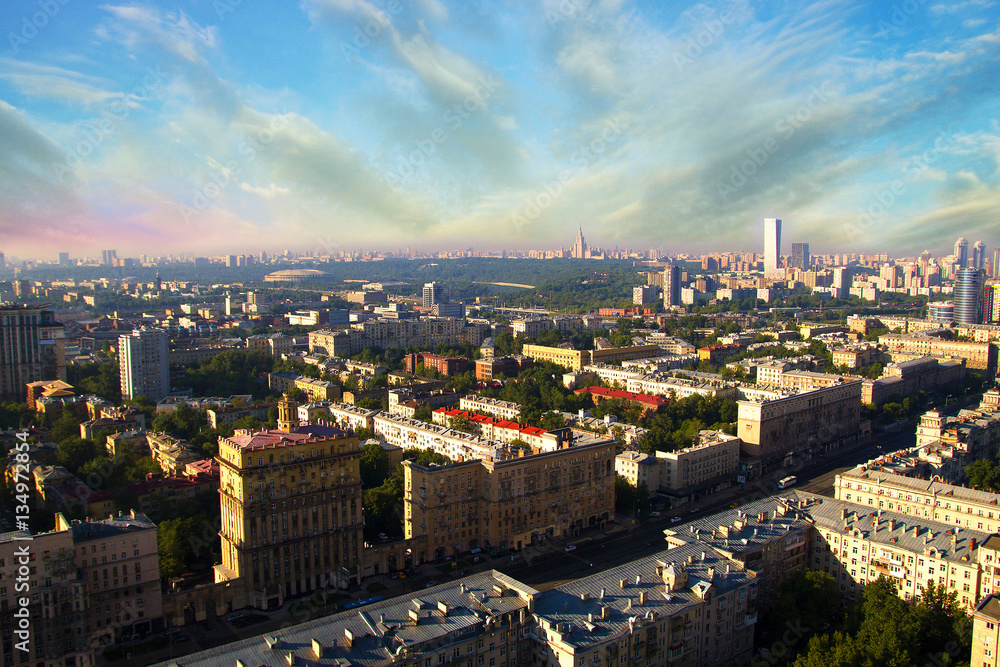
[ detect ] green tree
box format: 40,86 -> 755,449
56,438 -> 99,475
413,403 -> 434,423
360,442 -> 391,489
448,415 -> 479,435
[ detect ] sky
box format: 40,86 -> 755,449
0,0 -> 998,260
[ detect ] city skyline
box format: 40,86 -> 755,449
1,2 -> 999,258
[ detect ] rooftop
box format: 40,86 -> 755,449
225,424 -> 351,451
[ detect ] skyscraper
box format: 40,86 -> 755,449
954,237 -> 969,268
972,241 -> 987,271
119,327 -> 169,401
0,305 -> 66,402
101,249 -> 117,266
216,395 -> 363,609
953,268 -> 983,325
763,218 -> 782,279
422,282 -> 446,307
791,243 -> 810,270
663,265 -> 681,308
571,226 -> 588,259
58,252 -> 70,266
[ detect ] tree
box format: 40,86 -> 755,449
56,438 -> 99,475
448,415 -> 479,435
540,411 -> 566,431
966,458 -> 1000,492
360,442 -> 391,489
413,404 -> 434,423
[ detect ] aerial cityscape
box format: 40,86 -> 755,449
1,2 -> 1000,667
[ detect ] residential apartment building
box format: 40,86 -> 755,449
403,433 -> 616,560
880,332 -> 997,372
0,522 -> 92,667
656,431 -> 741,495
60,511 -> 162,646
404,352 -> 469,376
327,401 -> 379,432
521,344 -> 591,370
972,592 -> 1000,667
0,304 -> 66,402
475,355 -> 533,380
145,432 -> 203,475
615,451 -> 663,491
627,375 -> 739,401
459,396 -> 522,422
118,327 -> 169,401
532,541 -> 758,667
578,386 -> 670,416
832,345 -> 883,369
737,381 -> 863,463
152,571 -> 537,667
590,344 -> 662,365
214,397 -> 364,609
308,319 -> 487,358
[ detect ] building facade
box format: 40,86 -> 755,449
0,305 -> 66,403
215,397 -> 364,609
119,327 -> 169,401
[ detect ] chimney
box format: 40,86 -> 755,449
580,592 -> 590,602
311,639 -> 324,659
437,601 -> 450,617
639,591 -> 648,605
286,653 -> 296,666
343,628 -> 354,647
601,605 -> 610,619
620,578 -> 628,589
409,608 -> 421,623
600,588 -> 606,600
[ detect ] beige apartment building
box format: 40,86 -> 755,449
215,396 -> 364,609
880,332 -> 997,371
615,451 -> 662,491
459,396 -> 522,421
521,344 -> 591,370
834,468 -> 1000,534
403,436 -> 616,560
60,511 -> 161,646
832,345 -> 883,369
657,431 -> 741,494
0,522 -> 92,667
973,591 -> 1000,667
737,381 -> 863,462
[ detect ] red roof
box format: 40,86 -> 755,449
575,386 -> 670,407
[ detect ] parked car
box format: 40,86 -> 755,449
564,545 -> 577,552
650,511 -> 661,517
670,516 -> 682,523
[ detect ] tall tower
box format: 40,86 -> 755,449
422,282 -> 446,307
972,241 -> 987,271
0,304 -> 66,402
954,237 -> 969,268
953,268 -> 983,325
663,265 -> 681,308
118,327 -> 169,401
277,393 -> 300,432
572,226 -> 588,259
216,423 -> 363,608
790,243 -> 810,270
763,218 -> 782,279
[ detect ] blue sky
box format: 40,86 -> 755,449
1,0 -> 998,259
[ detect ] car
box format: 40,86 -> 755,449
227,614 -> 245,622
650,511 -> 661,517
388,572 -> 398,580
730,503 -> 740,508
173,633 -> 191,642
378,533 -> 389,541
670,516 -> 682,523
564,545 -> 577,552
690,507 -> 700,513
425,580 -> 440,588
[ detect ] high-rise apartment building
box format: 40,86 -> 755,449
58,252 -> 70,266
215,396 -> 364,609
422,281 -> 446,307
973,240 -> 987,271
763,218 -> 782,278
954,268 -> 984,325
118,327 -> 169,401
101,249 -> 117,266
790,242 -> 810,270
662,264 -> 681,308
0,304 -> 66,402
955,237 -> 969,267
